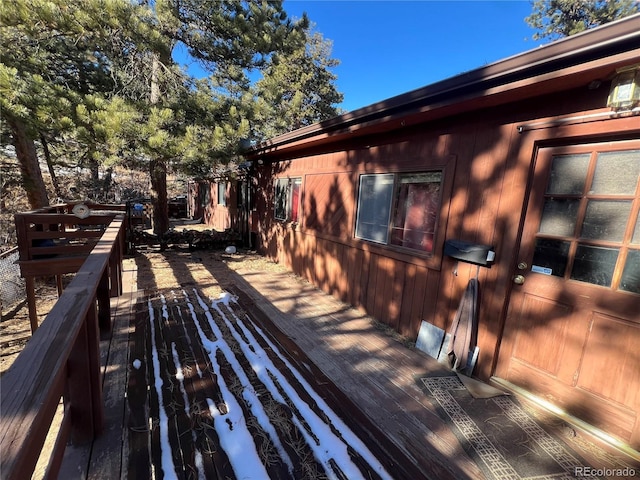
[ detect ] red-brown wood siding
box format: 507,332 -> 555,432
196,181 -> 239,232
254,83 -> 640,382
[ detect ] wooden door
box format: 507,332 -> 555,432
496,141 -> 640,449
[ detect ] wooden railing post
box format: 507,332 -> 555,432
98,267 -> 112,331
1,214 -> 124,479
108,236 -> 122,297
86,300 -> 105,434
66,301 -> 104,444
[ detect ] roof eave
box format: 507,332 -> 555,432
249,13 -> 640,157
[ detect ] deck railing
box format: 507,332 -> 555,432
13,202 -> 127,332
0,214 -> 126,480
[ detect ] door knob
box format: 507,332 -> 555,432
513,275 -> 525,285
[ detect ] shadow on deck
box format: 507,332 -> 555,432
56,250 -> 481,480
52,249 -> 638,480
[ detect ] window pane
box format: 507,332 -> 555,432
633,216 -> 640,245
591,150 -> 640,195
218,182 -> 227,206
355,174 -> 394,243
390,172 -> 442,253
620,250 -> 640,294
274,179 -> 288,220
546,154 -> 590,195
570,245 -> 619,287
532,238 -> 570,277
581,201 -> 632,242
290,178 -> 301,222
538,198 -> 580,237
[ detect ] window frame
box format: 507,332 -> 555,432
354,170 -> 445,256
274,177 -> 302,223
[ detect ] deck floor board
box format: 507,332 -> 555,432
68,253 -> 482,480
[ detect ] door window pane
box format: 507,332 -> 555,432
532,239 -> 570,278
570,245 -> 619,287
591,150 -> 640,195
632,216 -> 640,245
620,250 -> 640,294
546,154 -> 590,195
539,198 -> 580,237
355,174 -> 394,243
581,201 -> 632,242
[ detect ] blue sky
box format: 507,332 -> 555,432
175,1 -> 547,113
283,0 -> 545,112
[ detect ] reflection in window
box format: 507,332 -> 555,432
355,171 -> 443,253
218,182 -> 227,206
620,250 -> 640,294
570,245 -> 618,287
290,178 -> 301,222
581,201 -> 631,242
274,177 -> 302,222
546,154 -> 590,195
355,174 -> 394,243
274,179 -> 288,220
390,173 -> 441,252
535,147 -> 639,294
532,238 -> 570,278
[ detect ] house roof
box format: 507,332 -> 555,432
249,13 -> 640,158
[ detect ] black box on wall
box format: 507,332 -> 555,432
444,239 -> 495,267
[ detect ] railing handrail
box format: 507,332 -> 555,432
0,215 -> 125,479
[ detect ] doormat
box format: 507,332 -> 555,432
416,375 -> 596,480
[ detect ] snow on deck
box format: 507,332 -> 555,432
133,288 -> 394,480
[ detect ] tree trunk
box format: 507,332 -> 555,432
40,134 -> 63,200
149,54 -> 170,238
9,117 -> 49,209
150,158 -> 169,237
89,158 -> 100,200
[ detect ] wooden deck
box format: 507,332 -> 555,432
40,249 -> 639,480
53,253 -> 484,480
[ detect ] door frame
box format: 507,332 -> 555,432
491,121 -> 640,452
493,115 -> 640,377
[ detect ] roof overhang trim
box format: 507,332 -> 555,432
249,13 -> 640,158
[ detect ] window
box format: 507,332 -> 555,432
355,171 -> 443,254
531,149 -> 640,293
217,182 -> 227,206
274,177 -> 302,222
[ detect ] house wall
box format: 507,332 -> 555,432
190,181 -> 239,231
253,83 -> 640,380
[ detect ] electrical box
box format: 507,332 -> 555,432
444,239 -> 495,267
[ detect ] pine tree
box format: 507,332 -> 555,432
0,0 -> 158,208
1,0 -> 343,236
526,0 -> 639,41
253,21 -> 344,140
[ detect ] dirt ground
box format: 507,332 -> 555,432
1,280 -> 64,375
